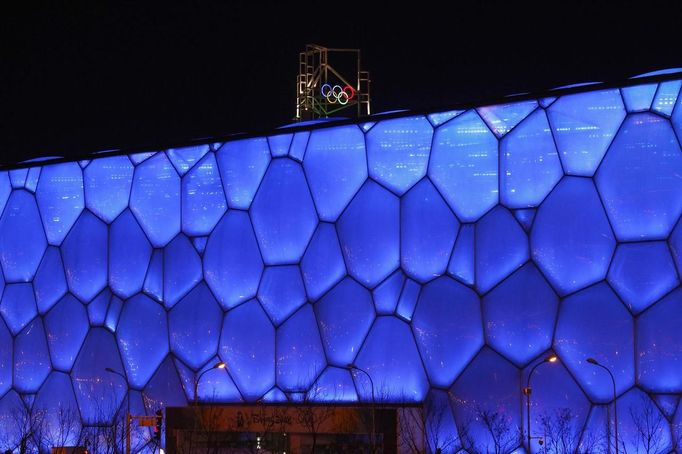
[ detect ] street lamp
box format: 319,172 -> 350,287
524,355 -> 558,452
587,357 -> 618,454
105,367 -> 131,454
347,363 -> 375,453
193,361 -> 226,406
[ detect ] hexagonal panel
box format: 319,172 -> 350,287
251,159 -> 318,264
477,100 -> 538,137
167,144 -> 210,175
531,177 -> 615,295
109,210 -> 152,299
304,125 -> 367,220
143,356 -> 187,409
429,110 -> 499,221
204,210 -> 263,309
14,317 -> 51,393
258,265 -> 306,326
596,113 -> 682,240
337,180 -> 399,287
33,371 -> 82,451
1,283 -> 37,335
84,155 -> 134,223
181,152 -> 227,236
163,234 -> 202,308
44,294 -> 89,371
301,223 -> 346,301
412,277 -> 483,387
36,162 -> 84,245
216,137 -> 270,209
34,246 -> 67,314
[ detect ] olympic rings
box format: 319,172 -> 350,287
320,83 -> 355,105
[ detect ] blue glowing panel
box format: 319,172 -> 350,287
36,162 -> 84,245
129,151 -> 155,165
449,348 -> 520,454
109,210 -> 152,299
71,328 -> 127,424
652,80 -> 681,116
316,278 -> 374,367
181,152 -> 227,236
424,390 -> 460,454
500,109 -> 562,208
673,86 -> 682,139
143,249 -> 163,302
216,137 -> 270,209
366,116 -> 433,195
304,125 -> 367,221
204,210 -> 263,309
288,131 -> 310,162
608,242 -> 677,314
193,236 -> 207,254
83,155 -> 134,222
166,144 -> 210,175
531,177 -> 615,295
61,210 -> 107,302
169,283 -> 222,370
361,122 -> 375,132
276,305 -> 325,392
448,224 -> 474,286
105,295 -> 123,332
0,191 -> 47,281
25,167 -> 40,192
547,89 -> 625,176
617,388 -> 672,454
553,283 -> 634,402
1,283 -> 37,335
427,109 -> 464,126
337,181 -> 399,287
163,234 -> 202,308
44,294 -> 89,371
396,278 -> 420,321
596,113 -> 682,240
34,247 -> 67,314
412,277 -> 482,387
309,367 -> 358,402
355,316 -> 429,402
196,359 -> 242,402
33,372 -> 82,451
476,206 -> 528,293
621,84 -> 656,112
301,223 -> 345,301
637,288 -> 682,393
0,319 -> 10,396
130,152 -> 181,247
373,270 -> 405,314
262,387 -> 288,402
219,299 -> 275,400
401,179 -> 459,282
14,318 -> 50,393
429,110 -> 498,221
143,356 -> 187,410
267,134 -> 293,157
252,159 -> 318,264
653,394 -> 679,420
483,264 -> 557,367
513,208 -> 536,232
0,172 -> 9,215
10,169 -> 27,187
88,288 -> 110,326
477,100 -> 538,137
173,358 -> 196,401
578,406 -> 611,453
258,266 -> 306,326
117,294 -> 169,389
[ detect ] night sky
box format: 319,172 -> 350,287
2,3 -> 680,164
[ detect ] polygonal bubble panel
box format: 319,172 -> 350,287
130,152 -> 181,247
309,367 -> 358,402
578,406 -> 611,453
477,100 -> 538,137
554,283 -> 634,402
337,181 -> 399,287
251,159 -> 318,264
531,177 -> 615,295
61,210 -> 108,302
652,80 -> 681,116
354,316 -> 429,402
167,144 -> 210,175
219,299 -> 275,400
637,288 -> 682,393
267,134 -> 293,157
547,89 -> 625,176
117,294 -> 169,389
621,84 -> 656,112
449,348 -> 520,454
448,224 -> 474,286
169,283 -> 223,370
412,277 -> 483,388
673,85 -> 682,138
301,223 -> 345,301
423,390 -> 460,454
163,234 -> 202,308
373,270 -> 405,315
84,155 -> 134,223
105,295 -> 123,332
129,151 -> 156,165
34,247 -> 67,314
429,110 -> 499,221
304,125 -> 367,221
143,356 -> 187,410
0,318 -> 11,396
204,210 -> 263,309
14,318 -> 51,393
401,179 -> 459,282
217,137 -> 270,209
1,283 -> 37,335
427,109 -> 464,127
109,210 -> 152,299
144,249 -> 163,302
366,116 -> 433,195
0,391 -> 31,451
276,304 -> 326,392
289,131 -> 310,162
181,152 -> 227,236
33,372 -> 82,451
36,162 -> 84,245
0,190 -> 47,282
617,388 -> 672,454
315,278 -> 374,367
608,242 -> 678,314
476,206 -> 528,293
44,294 -> 89,371
0,172 -> 9,215
71,328 -> 127,424
483,264 -> 558,367
500,108 -> 562,208
196,358 -> 242,403
258,266 -> 306,326
396,279 -> 420,321
88,288 -> 110,326
596,113 -> 682,240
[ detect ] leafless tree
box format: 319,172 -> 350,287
36,404 -> 83,452
0,398 -> 46,454
538,408 -> 581,453
296,383 -> 336,454
458,405 -> 522,454
399,393 -> 459,454
620,394 -> 669,454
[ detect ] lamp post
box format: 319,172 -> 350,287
105,367 -> 131,454
347,363 -> 375,453
587,357 -> 618,454
193,361 -> 226,406
523,355 -> 557,452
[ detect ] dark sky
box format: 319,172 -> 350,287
1,2 -> 681,164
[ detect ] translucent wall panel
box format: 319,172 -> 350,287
300,223 -> 345,301
33,372 -> 82,451
144,250 -> 163,302
62,210 -> 108,302
84,155 -> 134,222
109,210 -> 152,298
195,358 -> 242,402
652,80 -> 681,116
13,318 -> 50,393
267,133 -> 293,157
36,162 -> 84,245
304,125 -> 367,220
427,109 -> 464,126
217,138 -> 270,209
276,305 -> 325,392
0,172 -> 10,215
166,144 -> 209,175
621,84 -> 656,112
163,234 -> 202,308
288,131 -> 310,162
0,318 -> 11,397
181,152 -> 227,236
396,278 -> 420,321
309,366 -> 357,402
1,283 -> 37,335
258,265 -> 306,326
44,294 -> 88,371
34,246 -> 67,314
477,100 -> 538,137
448,224 -> 474,285
144,356 -> 188,410
616,388 -> 672,454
